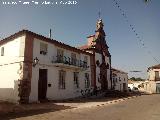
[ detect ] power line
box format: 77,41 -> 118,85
112,0 -> 160,64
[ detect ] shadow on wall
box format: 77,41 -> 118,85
0,88 -> 15,102
0,80 -> 19,103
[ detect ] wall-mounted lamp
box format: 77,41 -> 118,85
33,57 -> 39,67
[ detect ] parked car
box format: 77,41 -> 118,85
132,87 -> 139,92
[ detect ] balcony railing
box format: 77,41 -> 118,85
54,55 -> 89,69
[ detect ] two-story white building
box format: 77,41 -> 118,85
143,64 -> 160,93
112,68 -> 128,92
0,19 -> 112,103
0,30 -> 93,103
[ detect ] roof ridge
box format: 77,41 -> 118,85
0,29 -> 93,56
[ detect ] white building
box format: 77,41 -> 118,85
143,64 -> 160,93
0,19 -> 112,103
112,68 -> 128,92
0,30 -> 93,103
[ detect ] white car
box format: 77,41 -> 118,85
132,87 -> 139,92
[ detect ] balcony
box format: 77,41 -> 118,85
155,77 -> 160,81
52,55 -> 89,70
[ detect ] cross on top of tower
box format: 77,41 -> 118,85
98,11 -> 101,19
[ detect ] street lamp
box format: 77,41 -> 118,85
33,57 -> 39,67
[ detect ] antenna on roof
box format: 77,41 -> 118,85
49,29 -> 52,39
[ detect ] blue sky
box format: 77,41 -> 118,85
0,0 -> 160,79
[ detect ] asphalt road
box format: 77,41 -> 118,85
4,94 -> 160,120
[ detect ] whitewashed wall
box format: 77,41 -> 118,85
148,69 -> 160,80
143,81 -> 160,93
105,56 -> 111,89
113,71 -> 128,91
29,38 -> 91,102
142,68 -> 160,93
94,53 -> 111,89
95,53 -> 101,88
0,35 -> 25,102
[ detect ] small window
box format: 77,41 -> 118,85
1,47 -> 4,56
85,73 -> 90,88
155,71 -> 159,80
59,70 -> 66,89
119,77 -> 121,81
40,43 -> 48,55
74,72 -> 79,88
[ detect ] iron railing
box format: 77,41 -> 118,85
54,55 -> 89,69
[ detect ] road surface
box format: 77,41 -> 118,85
3,94 -> 160,120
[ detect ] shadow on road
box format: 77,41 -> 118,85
0,103 -> 73,120
0,91 -> 151,120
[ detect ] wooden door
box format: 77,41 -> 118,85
38,69 -> 47,101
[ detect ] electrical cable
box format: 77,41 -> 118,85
112,0 -> 159,64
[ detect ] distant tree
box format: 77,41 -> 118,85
130,77 -> 136,81
130,77 -> 145,81
136,77 -> 145,81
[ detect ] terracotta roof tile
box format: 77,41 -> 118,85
148,64 -> 160,70
78,45 -> 90,50
111,67 -> 128,74
0,29 -> 93,56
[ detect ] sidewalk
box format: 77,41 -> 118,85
54,96 -> 138,109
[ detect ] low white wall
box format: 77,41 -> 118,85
143,81 -> 160,93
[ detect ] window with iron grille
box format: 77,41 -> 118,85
57,49 -> 64,63
40,42 -> 48,55
59,70 -> 66,89
74,72 -> 79,88
85,73 -> 90,88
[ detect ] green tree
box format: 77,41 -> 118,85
130,77 -> 136,81
130,77 -> 145,81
